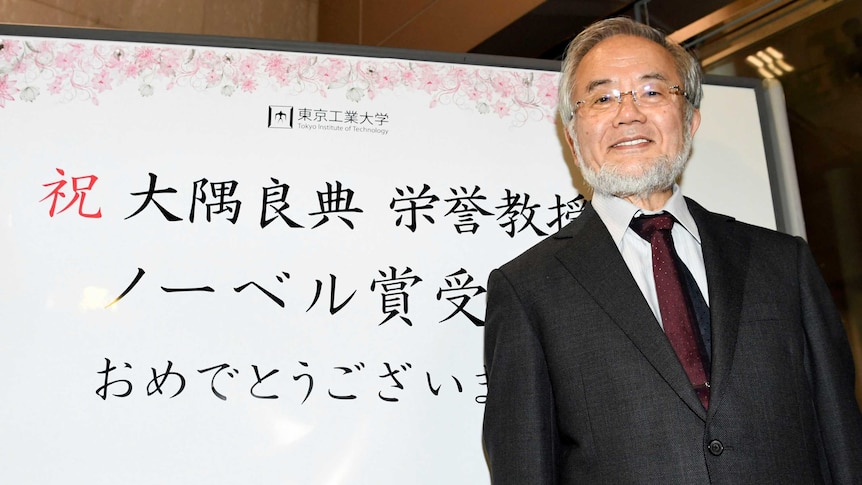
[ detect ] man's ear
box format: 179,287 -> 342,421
563,127 -> 579,165
689,108 -> 701,138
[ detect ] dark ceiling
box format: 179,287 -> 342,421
470,0 -> 739,59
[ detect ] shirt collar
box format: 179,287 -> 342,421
592,184 -> 701,248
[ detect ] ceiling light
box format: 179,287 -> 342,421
746,47 -> 793,79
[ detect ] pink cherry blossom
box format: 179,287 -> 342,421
92,69 -> 112,93
1,39 -> 23,62
205,69 -> 221,86
134,46 -> 158,70
418,67 -> 442,94
239,55 -> 259,76
54,52 -> 76,71
240,77 -> 257,93
491,73 -> 514,98
264,54 -> 286,77
535,74 -> 558,107
0,75 -> 19,107
47,75 -> 64,95
122,62 -> 141,79
493,100 -> 510,118
401,68 -> 416,87
158,51 -> 181,76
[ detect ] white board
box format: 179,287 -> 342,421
0,29 -> 779,484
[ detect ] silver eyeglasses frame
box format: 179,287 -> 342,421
572,84 -> 690,117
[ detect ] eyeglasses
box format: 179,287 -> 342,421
573,81 -> 688,117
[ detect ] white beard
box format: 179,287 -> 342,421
572,130 -> 693,200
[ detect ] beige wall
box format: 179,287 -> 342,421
0,0 -> 543,51
318,0 -> 543,52
0,0 -> 319,41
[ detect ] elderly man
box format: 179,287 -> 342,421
482,17 -> 862,484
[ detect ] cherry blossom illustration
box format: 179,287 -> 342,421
0,37 -> 558,124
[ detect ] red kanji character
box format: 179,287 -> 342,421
40,168 -> 102,218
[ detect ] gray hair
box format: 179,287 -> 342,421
558,17 -> 703,129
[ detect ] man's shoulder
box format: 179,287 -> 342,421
496,204 -> 598,276
498,232 -> 566,274
686,196 -> 801,248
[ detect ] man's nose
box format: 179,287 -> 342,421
613,90 -> 646,124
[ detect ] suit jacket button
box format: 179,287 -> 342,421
708,439 -> 724,456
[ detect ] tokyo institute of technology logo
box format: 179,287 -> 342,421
268,106 -> 294,128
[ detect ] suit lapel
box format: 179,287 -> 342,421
686,198 -> 746,415
554,204 -> 707,419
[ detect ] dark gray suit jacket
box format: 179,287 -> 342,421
483,198 -> 862,484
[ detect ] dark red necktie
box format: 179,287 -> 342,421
630,213 -> 710,408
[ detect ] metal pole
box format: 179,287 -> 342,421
634,0 -> 652,25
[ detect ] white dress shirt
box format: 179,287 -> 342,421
591,185 -> 709,329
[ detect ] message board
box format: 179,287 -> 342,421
0,28 -> 781,484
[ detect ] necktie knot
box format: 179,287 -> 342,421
630,213 -> 675,241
